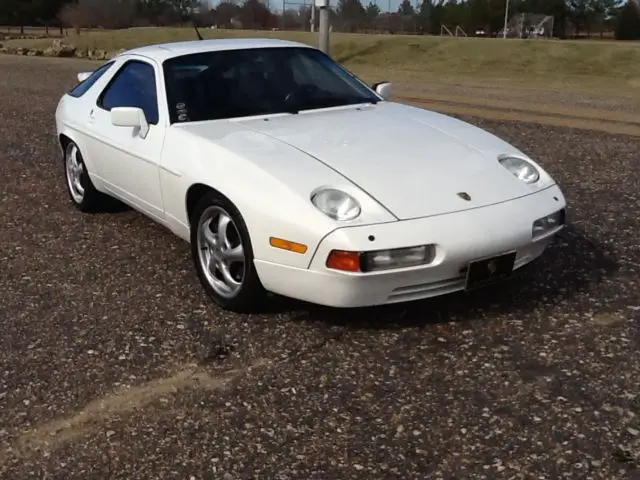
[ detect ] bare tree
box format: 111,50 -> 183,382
167,0 -> 201,21
193,0 -> 215,26
239,0 -> 276,29
215,1 -> 240,27
58,0 -> 137,32
58,2 -> 85,34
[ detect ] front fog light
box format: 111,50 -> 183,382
361,245 -> 436,272
532,209 -> 565,240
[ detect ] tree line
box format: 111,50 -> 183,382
0,0 -> 638,39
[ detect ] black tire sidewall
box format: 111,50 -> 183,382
190,192 -> 265,312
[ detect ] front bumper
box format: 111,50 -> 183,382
255,185 -> 566,308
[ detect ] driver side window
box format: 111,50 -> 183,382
98,60 -> 159,125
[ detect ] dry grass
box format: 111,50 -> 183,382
3,28 -> 640,132
4,29 -> 640,136
4,27 -> 640,93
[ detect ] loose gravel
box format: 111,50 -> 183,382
0,55 -> 638,479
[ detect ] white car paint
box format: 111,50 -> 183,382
224,102 -> 555,219
55,38 -> 567,309
257,183 -> 563,305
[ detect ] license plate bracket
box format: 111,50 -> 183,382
465,251 -> 517,291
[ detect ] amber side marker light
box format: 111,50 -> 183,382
326,250 -> 361,272
269,237 -> 308,254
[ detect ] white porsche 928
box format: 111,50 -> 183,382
55,38 -> 567,312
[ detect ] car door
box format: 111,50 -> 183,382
86,57 -> 166,221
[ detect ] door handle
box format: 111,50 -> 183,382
88,109 -> 95,123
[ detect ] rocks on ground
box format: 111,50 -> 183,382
0,39 -> 125,61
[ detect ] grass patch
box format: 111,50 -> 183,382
4,27 -> 640,92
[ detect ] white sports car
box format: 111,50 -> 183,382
55,38 -> 567,312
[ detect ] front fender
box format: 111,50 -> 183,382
160,124 -> 397,269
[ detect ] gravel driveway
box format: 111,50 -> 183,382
0,55 -> 638,479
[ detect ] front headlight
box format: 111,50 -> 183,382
311,188 -> 361,221
499,156 -> 540,184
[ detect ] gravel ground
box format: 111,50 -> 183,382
0,55 -> 639,479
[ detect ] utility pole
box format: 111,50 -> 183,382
310,3 -> 316,32
316,0 -> 330,54
502,0 -> 509,38
281,0 -> 286,30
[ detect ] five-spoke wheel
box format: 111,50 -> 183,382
197,206 -> 246,298
190,192 -> 265,312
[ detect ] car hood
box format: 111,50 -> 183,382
233,102 -> 543,220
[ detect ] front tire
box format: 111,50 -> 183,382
63,140 -> 108,212
190,192 -> 266,313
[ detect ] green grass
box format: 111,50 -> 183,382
4,27 -> 640,92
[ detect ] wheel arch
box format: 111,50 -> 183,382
57,130 -> 99,182
181,176 -> 338,271
186,183 -> 236,226
186,181 -> 268,313
59,133 -> 72,153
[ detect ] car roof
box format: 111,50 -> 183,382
121,38 -> 314,62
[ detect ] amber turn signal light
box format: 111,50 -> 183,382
326,250 -> 361,272
269,237 -> 308,254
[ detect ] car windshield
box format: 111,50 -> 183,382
162,47 -> 380,124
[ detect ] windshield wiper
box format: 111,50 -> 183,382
295,99 -> 377,113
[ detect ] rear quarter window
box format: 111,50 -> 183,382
68,62 -> 115,98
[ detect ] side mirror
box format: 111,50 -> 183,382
110,106 -> 150,139
372,81 -> 392,101
77,71 -> 92,82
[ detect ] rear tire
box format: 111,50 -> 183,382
190,192 -> 266,313
63,140 -> 109,212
